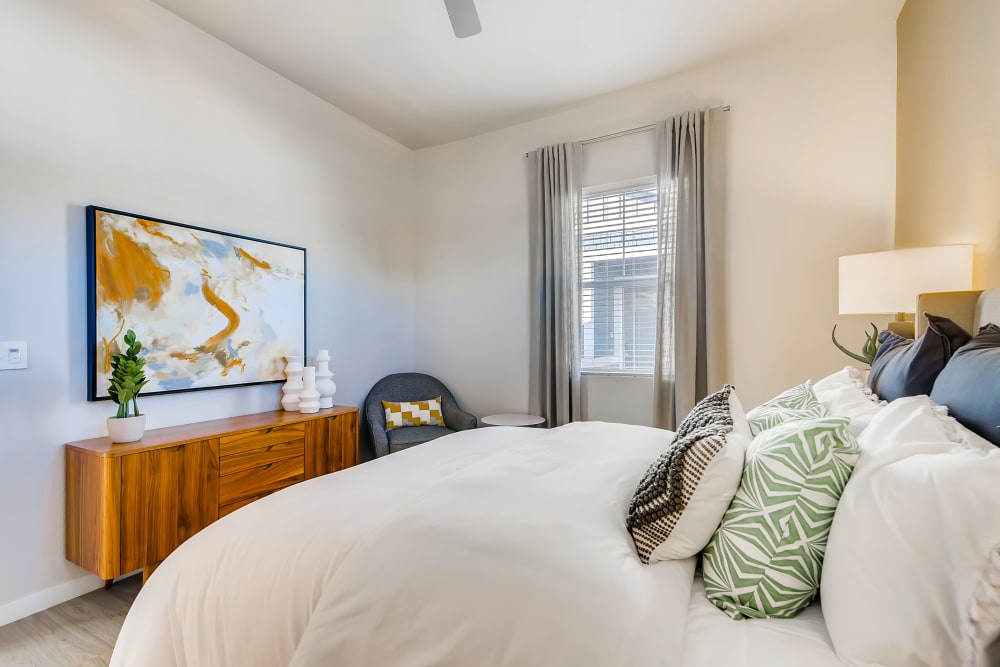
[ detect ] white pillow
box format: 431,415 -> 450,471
854,395 -> 992,471
812,366 -> 885,437
821,397 -> 1000,667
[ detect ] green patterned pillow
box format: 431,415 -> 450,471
701,416 -> 860,619
745,382 -> 827,434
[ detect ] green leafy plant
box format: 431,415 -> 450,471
831,323 -> 880,366
108,329 -> 148,419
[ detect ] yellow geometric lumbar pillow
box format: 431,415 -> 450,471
382,397 -> 446,430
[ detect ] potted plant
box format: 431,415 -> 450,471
107,329 -> 149,443
831,323 -> 881,367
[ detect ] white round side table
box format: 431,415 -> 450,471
481,413 -> 546,427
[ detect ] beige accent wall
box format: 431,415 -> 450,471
895,0 -> 1000,287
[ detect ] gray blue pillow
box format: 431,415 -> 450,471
930,323 -> 1000,446
868,313 -> 970,401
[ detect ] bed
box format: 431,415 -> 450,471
111,289 -> 1000,667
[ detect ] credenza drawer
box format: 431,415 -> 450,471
220,439 -> 304,476
219,492 -> 271,518
219,423 -> 306,457
219,456 -> 304,506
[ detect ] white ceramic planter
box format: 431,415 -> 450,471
107,414 -> 146,443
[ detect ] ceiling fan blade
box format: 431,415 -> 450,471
443,0 -> 482,38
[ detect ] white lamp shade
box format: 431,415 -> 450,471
839,245 -> 974,314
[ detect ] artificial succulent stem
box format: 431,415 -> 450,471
831,323 -> 880,366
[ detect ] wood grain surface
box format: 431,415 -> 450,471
64,449 -> 121,580
66,407 -> 356,457
219,456 -> 304,506
120,441 -> 220,573
220,439 -> 304,476
305,410 -> 359,478
65,407 -> 359,579
219,423 -> 306,457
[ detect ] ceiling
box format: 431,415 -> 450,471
151,0 -> 901,149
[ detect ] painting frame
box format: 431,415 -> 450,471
86,205 -> 307,401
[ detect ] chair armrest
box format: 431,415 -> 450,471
369,423 -> 389,458
365,398 -> 391,458
443,403 -> 477,431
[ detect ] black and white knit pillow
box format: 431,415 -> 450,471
627,385 -> 752,563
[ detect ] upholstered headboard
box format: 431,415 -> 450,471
916,288 -> 1000,337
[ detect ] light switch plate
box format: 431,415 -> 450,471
0,341 -> 28,370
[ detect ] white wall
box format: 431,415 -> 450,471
0,0 -> 415,624
413,17 -> 898,421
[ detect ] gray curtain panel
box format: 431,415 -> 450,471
653,108 -> 726,430
528,143 -> 582,427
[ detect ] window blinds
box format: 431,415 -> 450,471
579,183 -> 658,373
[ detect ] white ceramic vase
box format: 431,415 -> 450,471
281,355 -> 303,411
298,366 -> 321,414
107,414 -> 146,444
314,349 -> 337,409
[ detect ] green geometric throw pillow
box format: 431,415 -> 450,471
745,382 -> 827,435
701,416 -> 860,620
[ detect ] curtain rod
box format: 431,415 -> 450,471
524,104 -> 730,157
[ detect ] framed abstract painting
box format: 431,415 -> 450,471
86,206 -> 306,401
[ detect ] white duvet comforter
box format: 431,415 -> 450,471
111,421 -> 696,667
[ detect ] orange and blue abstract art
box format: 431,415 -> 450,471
86,206 -> 305,400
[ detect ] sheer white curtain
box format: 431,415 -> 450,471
652,108 -> 727,429
528,143 -> 582,427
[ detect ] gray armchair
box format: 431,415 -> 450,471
364,373 -> 477,457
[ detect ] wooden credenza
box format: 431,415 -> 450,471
65,406 -> 358,581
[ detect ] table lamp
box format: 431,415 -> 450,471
839,245 -> 974,339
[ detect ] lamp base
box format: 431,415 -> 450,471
886,312 -> 915,339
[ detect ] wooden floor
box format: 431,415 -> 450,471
0,576 -> 140,667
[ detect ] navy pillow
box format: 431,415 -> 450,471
930,323 -> 1000,446
868,313 -> 971,402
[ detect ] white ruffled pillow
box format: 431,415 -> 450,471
821,397 -> 1000,666
812,366 -> 885,436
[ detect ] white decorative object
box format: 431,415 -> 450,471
315,350 -> 337,409
281,355 -> 303,411
107,414 -> 146,444
298,366 -> 320,414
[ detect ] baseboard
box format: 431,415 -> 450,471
0,574 -> 104,627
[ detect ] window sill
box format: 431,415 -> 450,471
581,371 -> 654,378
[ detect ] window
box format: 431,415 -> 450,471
579,181 -> 659,374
